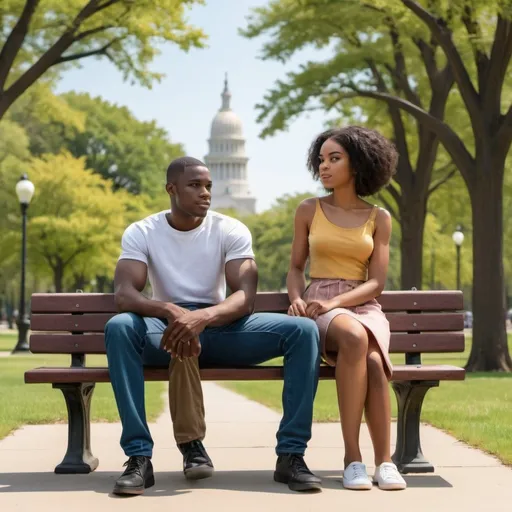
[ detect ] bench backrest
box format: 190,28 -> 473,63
29,291 -> 465,358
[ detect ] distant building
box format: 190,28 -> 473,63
204,74 -> 256,214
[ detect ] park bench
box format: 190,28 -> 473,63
25,290 -> 465,476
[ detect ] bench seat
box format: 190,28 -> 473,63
25,364 -> 465,383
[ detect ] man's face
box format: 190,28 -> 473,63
168,166 -> 212,218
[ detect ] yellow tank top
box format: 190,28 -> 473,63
308,199 -> 377,281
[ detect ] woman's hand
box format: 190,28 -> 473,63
306,298 -> 337,319
288,298 -> 308,317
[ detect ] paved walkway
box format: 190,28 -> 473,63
1,383 -> 511,511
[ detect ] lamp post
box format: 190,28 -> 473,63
452,225 -> 464,290
12,174 -> 35,354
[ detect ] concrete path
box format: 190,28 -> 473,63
1,383 -> 511,512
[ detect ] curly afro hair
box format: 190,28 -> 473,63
307,126 -> 398,197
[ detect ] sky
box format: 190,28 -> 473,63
55,0 -> 333,212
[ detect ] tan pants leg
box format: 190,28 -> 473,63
168,356 -> 206,445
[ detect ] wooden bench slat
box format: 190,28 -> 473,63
30,291 -> 463,314
30,312 -> 464,333
29,332 -> 465,354
24,364 -> 465,384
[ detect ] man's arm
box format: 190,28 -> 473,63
205,257 -> 258,326
114,259 -> 185,321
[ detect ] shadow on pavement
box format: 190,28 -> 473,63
0,470 -> 452,496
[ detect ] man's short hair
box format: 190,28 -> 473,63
166,156 -> 207,183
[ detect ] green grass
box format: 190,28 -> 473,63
0,351 -> 166,440
0,332 -> 16,351
224,336 -> 512,466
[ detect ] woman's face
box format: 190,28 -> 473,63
318,137 -> 353,190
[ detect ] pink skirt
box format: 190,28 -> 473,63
303,278 -> 393,379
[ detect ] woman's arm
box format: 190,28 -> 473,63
287,199 -> 315,315
306,209 -> 392,317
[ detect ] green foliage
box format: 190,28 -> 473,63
12,91 -> 184,195
242,0 -> 432,138
7,82 -> 86,155
0,118 -> 29,163
1,152 -> 149,292
0,0 -> 207,120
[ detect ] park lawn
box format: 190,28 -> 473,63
0,333 -> 16,351
0,352 -> 166,440
224,336 -> 512,466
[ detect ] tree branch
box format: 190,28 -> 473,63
366,59 -> 412,178
386,180 -> 402,208
401,0 -> 481,122
486,15 -> 512,114
1,0 -> 121,117
497,104 -> 512,152
341,87 -> 475,181
64,245 -> 88,267
413,37 -> 438,89
385,20 -> 423,107
73,25 -> 115,42
427,164 -> 457,197
53,38 -> 121,65
461,1 -> 489,90
0,0 -> 40,91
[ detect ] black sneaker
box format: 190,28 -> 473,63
178,439 -> 214,480
112,456 -> 154,495
274,454 -> 322,492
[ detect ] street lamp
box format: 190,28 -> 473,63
452,225 -> 464,290
12,174 -> 35,353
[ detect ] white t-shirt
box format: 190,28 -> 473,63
119,210 -> 255,305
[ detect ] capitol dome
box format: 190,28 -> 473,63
210,77 -> 243,139
204,74 -> 256,215
211,110 -> 243,138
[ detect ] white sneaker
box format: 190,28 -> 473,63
374,462 -> 407,490
342,462 -> 372,490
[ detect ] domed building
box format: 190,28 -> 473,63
204,75 -> 256,215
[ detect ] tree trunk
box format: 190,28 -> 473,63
465,159 -> 512,372
96,275 -> 107,293
0,94 -> 14,123
53,264 -> 64,293
399,197 -> 427,290
72,274 -> 85,293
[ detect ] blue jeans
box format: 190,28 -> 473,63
104,308 -> 320,457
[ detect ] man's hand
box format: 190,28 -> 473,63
305,298 -> 337,320
288,298 -> 308,317
161,308 -> 210,359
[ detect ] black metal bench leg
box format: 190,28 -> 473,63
391,380 -> 439,474
53,383 -> 99,474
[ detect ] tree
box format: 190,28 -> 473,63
384,0 -> 512,372
11,91 -> 185,195
0,0 -> 206,120
6,82 -> 86,156
1,152 -> 145,292
244,0 -> 512,371
242,1 -> 458,291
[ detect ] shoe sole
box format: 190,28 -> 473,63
184,465 -> 214,480
374,481 -> 407,491
343,480 -> 372,491
112,474 -> 155,496
274,471 -> 322,492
